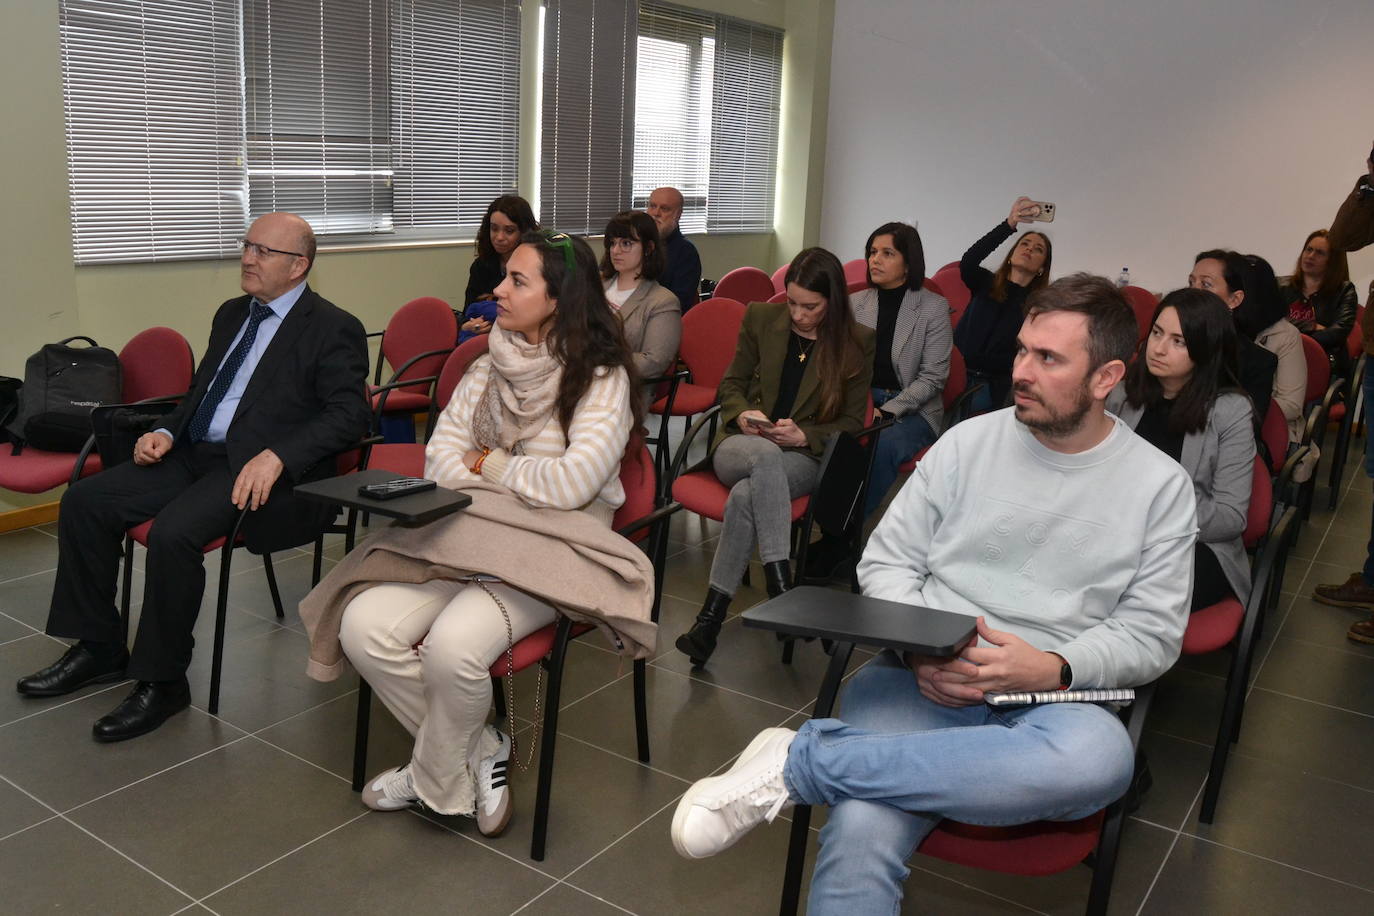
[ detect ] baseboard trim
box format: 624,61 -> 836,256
0,501 -> 60,534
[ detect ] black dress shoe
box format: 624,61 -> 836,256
16,643 -> 129,697
92,678 -> 191,742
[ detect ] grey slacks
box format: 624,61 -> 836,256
707,434 -> 820,595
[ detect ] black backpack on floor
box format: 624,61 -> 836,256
5,336 -> 122,453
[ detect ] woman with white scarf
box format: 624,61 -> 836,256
338,230 -> 639,836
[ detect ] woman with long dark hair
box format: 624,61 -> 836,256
460,195 -> 540,338
953,197 -> 1053,410
1190,250 -> 1305,446
675,248 -> 874,666
326,230 -> 641,835
599,209 -> 681,383
1280,229 -> 1358,373
1109,288 -> 1255,610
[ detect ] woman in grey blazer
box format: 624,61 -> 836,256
600,210 -> 682,387
806,221 -> 951,577
1108,287 -> 1256,609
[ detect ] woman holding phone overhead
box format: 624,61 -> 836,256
953,197 -> 1053,410
674,248 -> 874,667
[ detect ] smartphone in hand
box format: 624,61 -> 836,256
743,415 -> 776,431
1023,200 -> 1055,222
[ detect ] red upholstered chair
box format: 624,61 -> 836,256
369,335 -> 491,478
0,326 -> 195,495
896,347 -> 984,477
771,263 -> 790,293
367,297 -> 457,433
767,290 -> 788,304
1183,457 -> 1297,823
649,297 -> 747,440
714,266 -> 777,306
906,683 -> 1158,916
1326,306 -> 1367,504
1294,333 -> 1337,516
349,437 -> 680,862
931,264 -> 971,326
1120,286 -> 1159,343
922,277 -> 944,298
841,258 -> 869,289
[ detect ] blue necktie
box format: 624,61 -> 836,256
187,301 -> 271,443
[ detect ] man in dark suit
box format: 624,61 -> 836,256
16,212 -> 371,741
647,186 -> 702,313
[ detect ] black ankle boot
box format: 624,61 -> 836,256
676,588 -> 731,666
763,560 -> 793,598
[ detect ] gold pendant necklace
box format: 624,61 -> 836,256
797,337 -> 816,363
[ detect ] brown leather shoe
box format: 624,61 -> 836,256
1312,573 -> 1374,609
1348,618 -> 1374,645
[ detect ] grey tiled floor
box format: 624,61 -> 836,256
3,454 -> 1374,914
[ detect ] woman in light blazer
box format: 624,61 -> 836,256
805,222 -> 951,577
600,210 -> 682,390
1108,287 -> 1256,610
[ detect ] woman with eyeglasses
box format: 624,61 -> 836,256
953,197 -> 1053,411
600,210 -> 682,384
1108,288 -> 1256,612
1280,229 -> 1358,375
675,248 -> 874,667
321,230 -> 641,836
460,195 -> 540,339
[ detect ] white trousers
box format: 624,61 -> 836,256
339,579 -> 557,815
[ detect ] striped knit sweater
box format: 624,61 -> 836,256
425,356 -> 633,520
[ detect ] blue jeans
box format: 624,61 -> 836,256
782,652 -> 1135,916
866,389 -> 938,517
1362,369 -> 1374,585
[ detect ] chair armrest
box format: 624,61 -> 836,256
945,382 -> 986,433
666,404 -> 723,485
382,347 -> 454,389
300,435 -> 387,479
615,501 -> 682,539
371,374 -> 440,423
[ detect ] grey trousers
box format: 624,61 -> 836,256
708,434 -> 821,595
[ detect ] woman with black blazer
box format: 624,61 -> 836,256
1108,288 -> 1255,610
675,248 -> 874,666
461,195 -> 539,339
952,197 -> 1053,410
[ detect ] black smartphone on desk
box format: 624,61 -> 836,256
358,477 -> 437,500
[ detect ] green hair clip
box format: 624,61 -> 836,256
540,229 -> 576,276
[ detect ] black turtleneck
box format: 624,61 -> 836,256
873,285 -> 905,390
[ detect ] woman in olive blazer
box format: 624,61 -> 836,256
676,249 -> 874,666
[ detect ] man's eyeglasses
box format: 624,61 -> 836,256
238,238 -> 304,259
540,230 -> 576,275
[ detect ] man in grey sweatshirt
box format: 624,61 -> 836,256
670,274 -> 1198,914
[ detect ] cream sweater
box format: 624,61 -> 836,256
425,356 -> 633,517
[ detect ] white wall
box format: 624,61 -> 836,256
820,0 -> 1374,295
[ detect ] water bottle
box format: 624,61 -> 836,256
1116,267 -> 1132,288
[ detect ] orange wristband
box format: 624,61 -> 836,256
471,448 -> 491,475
